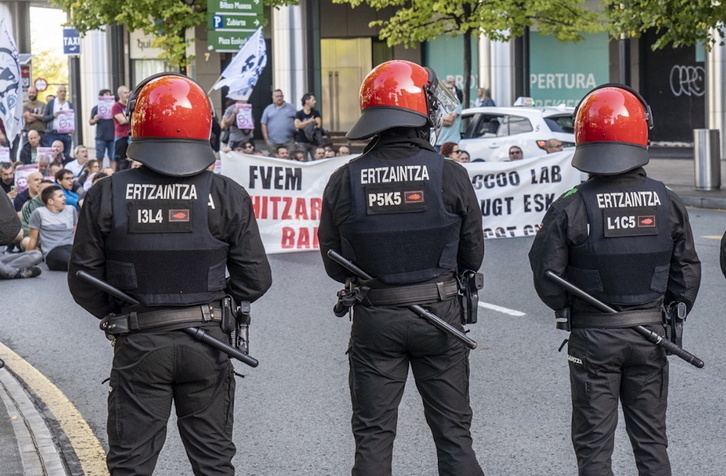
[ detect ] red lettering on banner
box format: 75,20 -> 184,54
282,197 -> 293,219
310,198 -> 321,220
281,226 -> 320,249
252,196 -> 323,221
295,198 -> 308,220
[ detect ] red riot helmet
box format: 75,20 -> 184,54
572,83 -> 653,175
346,60 -> 459,141
126,73 -> 215,177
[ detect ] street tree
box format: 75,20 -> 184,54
607,0 -> 726,50
30,48 -> 69,94
50,0 -> 294,68
333,0 -> 603,106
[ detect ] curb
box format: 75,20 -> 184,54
0,367 -> 69,476
681,196 -> 726,211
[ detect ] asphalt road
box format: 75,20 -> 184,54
1,207 -> 725,475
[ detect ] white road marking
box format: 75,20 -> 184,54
479,301 -> 526,316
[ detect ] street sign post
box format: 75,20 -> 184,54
207,0 -> 264,52
34,77 -> 48,92
63,28 -> 81,55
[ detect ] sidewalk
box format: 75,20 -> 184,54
646,157 -> 726,210
1,154 -> 725,476
0,361 -> 68,475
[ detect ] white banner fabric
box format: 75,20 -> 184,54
221,150 -> 580,254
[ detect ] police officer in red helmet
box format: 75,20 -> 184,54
529,84 -> 701,475
319,60 -> 485,475
68,73 -> 272,475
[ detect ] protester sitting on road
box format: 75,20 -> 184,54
0,193 -> 42,279
55,168 -> 81,210
0,247 -> 43,279
1,161 -> 16,201
26,185 -> 77,271
19,180 -> 54,250
13,171 -> 43,212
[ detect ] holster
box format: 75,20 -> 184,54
664,301 -> 686,352
334,278 -> 367,317
234,300 -> 252,355
221,296 -> 237,334
459,271 -> 484,324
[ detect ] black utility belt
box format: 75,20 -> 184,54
100,301 -> 223,335
363,279 -> 459,307
572,309 -> 662,329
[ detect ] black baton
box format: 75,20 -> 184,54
544,270 -> 704,369
75,270 -> 259,367
327,250 -> 478,350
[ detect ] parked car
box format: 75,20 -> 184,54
458,103 -> 576,162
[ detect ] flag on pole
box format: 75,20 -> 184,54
212,28 -> 267,101
0,18 -> 23,144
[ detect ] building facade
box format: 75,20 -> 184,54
3,0 -> 722,149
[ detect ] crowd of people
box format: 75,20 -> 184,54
220,89 -> 355,160
0,81 -> 157,278
0,83 -> 352,279
0,77 -> 565,282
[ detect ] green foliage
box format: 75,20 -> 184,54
50,0 -> 297,67
30,49 -> 69,94
606,0 -> 726,49
335,0 -> 603,104
337,0 -> 603,48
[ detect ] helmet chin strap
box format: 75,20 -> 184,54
423,127 -> 435,145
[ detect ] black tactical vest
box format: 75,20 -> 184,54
105,168 -> 229,306
340,149 -> 461,284
568,177 -> 672,306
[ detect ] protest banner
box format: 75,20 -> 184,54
465,151 -> 581,238
221,150 -> 580,253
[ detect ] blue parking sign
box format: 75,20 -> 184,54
63,28 -> 81,55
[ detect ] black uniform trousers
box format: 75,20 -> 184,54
567,325 -> 670,476
106,326 -> 236,476
348,298 -> 484,476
